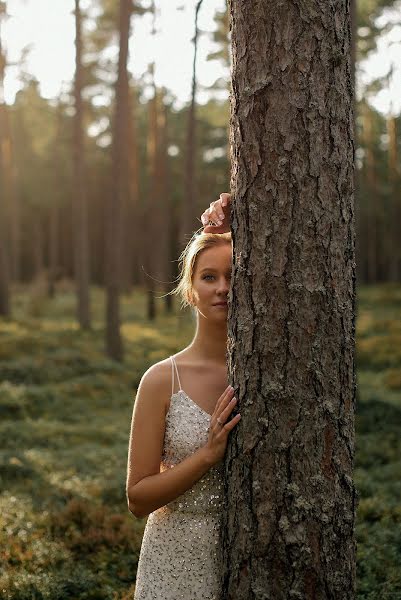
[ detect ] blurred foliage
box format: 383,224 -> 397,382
0,283 -> 400,597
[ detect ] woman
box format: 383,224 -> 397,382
126,192 -> 239,600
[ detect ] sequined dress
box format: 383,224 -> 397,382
134,355 -> 226,600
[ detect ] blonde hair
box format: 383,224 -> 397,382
171,230 -> 232,310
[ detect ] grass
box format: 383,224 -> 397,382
0,282 -> 400,598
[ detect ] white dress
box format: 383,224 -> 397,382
134,355 -> 226,599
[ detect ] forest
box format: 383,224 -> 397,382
0,0 -> 400,598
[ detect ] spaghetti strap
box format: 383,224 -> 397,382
170,355 -> 182,395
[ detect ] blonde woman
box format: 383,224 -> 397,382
126,193 -> 239,599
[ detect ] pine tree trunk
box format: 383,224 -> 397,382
32,215 -> 45,277
224,2 -> 357,598
105,0 -> 131,360
363,104 -> 378,283
180,0 -> 204,246
48,201 -> 59,297
160,94 -> 174,314
122,86 -> 140,292
0,8 -> 10,315
387,114 -> 400,281
73,0 -> 91,328
145,31 -> 158,321
48,100 -> 63,297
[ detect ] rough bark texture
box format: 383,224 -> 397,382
224,1 -> 358,599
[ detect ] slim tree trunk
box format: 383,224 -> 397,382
363,104 -> 378,284
73,0 -> 91,328
32,214 -> 45,277
105,0 -> 131,361
145,23 -> 158,321
180,0 -> 204,246
0,5 -> 10,315
224,2 -> 357,598
121,85 -> 140,292
48,100 -> 63,297
159,92 -> 174,314
387,112 -> 400,281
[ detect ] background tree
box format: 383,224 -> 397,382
105,0 -> 132,361
73,0 -> 91,329
224,1 -> 358,598
180,0 -> 204,245
0,1 -> 10,316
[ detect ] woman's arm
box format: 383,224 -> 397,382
126,363 -> 215,519
126,361 -> 239,519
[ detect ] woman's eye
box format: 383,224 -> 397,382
202,275 -> 214,280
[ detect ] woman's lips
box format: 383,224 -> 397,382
213,302 -> 228,307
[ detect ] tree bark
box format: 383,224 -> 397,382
105,0 -> 132,360
73,0 -> 91,328
224,1 -> 357,598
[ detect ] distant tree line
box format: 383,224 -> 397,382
0,0 -> 400,361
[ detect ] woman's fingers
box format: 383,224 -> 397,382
218,395 -> 238,423
201,194 -> 231,231
223,412 -> 241,431
220,193 -> 231,208
214,385 -> 234,414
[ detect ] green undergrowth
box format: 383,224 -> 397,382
0,285 -> 193,599
0,283 -> 400,598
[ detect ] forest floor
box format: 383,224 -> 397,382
0,282 -> 400,599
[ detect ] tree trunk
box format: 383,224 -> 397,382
145,26 -> 158,321
32,214 -> 45,278
121,85 -> 140,292
363,104 -> 378,284
160,93 -> 174,314
224,2 -> 357,599
73,0 -> 91,328
105,0 -> 131,361
387,113 -> 400,281
48,100 -> 63,297
0,6 -> 10,315
180,0 -> 204,246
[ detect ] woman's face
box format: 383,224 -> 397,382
191,243 -> 232,320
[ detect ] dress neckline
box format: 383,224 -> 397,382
172,389 -> 213,419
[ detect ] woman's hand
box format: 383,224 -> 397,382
203,385 -> 241,466
200,193 -> 231,234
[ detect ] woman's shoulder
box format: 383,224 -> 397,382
137,355 -> 175,399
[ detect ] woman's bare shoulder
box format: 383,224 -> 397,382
136,356 -> 174,404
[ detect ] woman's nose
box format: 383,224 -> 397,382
216,277 -> 229,293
